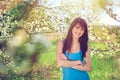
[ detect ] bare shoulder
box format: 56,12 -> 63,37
56,40 -> 64,55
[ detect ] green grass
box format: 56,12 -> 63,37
38,44 -> 120,80
89,54 -> 120,80
89,42 -> 108,50
39,45 -> 56,65
38,45 -> 62,80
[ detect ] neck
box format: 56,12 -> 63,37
72,37 -> 79,44
70,37 -> 80,52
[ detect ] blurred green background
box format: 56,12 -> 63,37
0,0 -> 120,80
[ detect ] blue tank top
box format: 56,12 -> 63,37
62,51 -> 90,80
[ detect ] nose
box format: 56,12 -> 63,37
77,27 -> 81,33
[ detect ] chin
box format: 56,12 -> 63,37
74,35 -> 80,39
73,34 -> 81,39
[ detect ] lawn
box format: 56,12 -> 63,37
38,43 -> 120,80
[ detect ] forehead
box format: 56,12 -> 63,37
74,23 -> 84,30
74,23 -> 82,27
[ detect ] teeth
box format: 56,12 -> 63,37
77,33 -> 80,35
75,32 -> 81,36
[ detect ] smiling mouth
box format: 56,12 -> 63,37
75,32 -> 81,36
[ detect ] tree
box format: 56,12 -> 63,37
91,0 -> 120,22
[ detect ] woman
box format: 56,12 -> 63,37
56,17 -> 92,80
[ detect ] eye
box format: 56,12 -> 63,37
76,26 -> 79,29
81,27 -> 84,30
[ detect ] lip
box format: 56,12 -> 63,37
75,32 -> 80,36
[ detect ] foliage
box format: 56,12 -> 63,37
0,0 -> 33,35
89,25 -> 120,56
0,0 -> 40,74
0,1 -> 36,61
89,53 -> 120,80
19,5 -> 57,34
0,0 -> 120,79
91,0 -> 107,10
0,70 -> 42,80
0,50 -> 12,65
0,29 -> 51,77
8,32 -> 51,69
109,26 -> 120,43
89,25 -> 117,42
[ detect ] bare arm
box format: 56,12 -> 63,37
56,40 -> 82,67
72,46 -> 92,72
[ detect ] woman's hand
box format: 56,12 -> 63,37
56,40 -> 84,67
72,47 -> 92,72
60,53 -> 82,65
76,60 -> 83,65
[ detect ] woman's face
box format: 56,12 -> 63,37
72,23 -> 84,38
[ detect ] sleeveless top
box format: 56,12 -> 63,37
62,51 -> 90,80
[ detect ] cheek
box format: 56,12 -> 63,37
72,28 -> 76,34
81,31 -> 85,35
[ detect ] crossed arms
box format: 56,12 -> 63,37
56,40 -> 92,72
